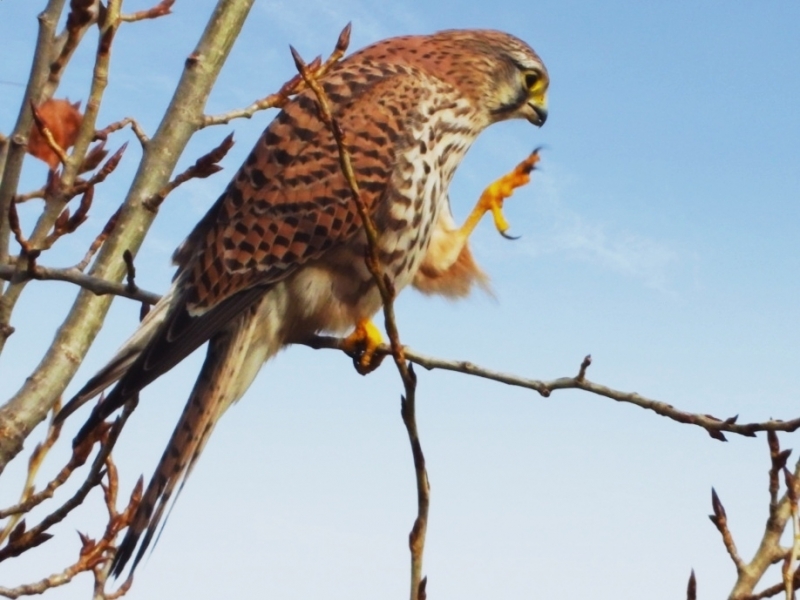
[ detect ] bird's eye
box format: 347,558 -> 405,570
524,71 -> 540,89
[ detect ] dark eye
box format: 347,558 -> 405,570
524,72 -> 540,89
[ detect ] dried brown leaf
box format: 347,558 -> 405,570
28,99 -> 83,169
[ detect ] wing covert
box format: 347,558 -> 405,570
182,66 -> 438,314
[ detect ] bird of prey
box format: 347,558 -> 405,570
58,28 -> 549,576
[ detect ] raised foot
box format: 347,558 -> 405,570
341,319 -> 385,375
466,148 -> 542,239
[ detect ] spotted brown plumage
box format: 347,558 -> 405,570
57,28 -> 549,576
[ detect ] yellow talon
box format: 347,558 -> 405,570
460,149 -> 541,239
342,319 -> 385,375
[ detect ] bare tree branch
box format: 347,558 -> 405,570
0,261 -> 160,305
142,133 -> 234,211
0,432 -> 140,599
198,21 -> 349,129
75,206 -> 120,271
0,0 -> 67,271
119,0 -> 175,23
291,30 -> 431,599
45,0 -> 100,99
0,403 -> 62,544
94,117 -> 149,147
0,0 -> 123,355
709,488 -> 746,573
2,9 -> 798,598
0,402 -> 133,563
782,469 -> 800,598
722,436 -> 800,599
305,335 -> 800,439
0,0 -> 256,474
12,186 -> 47,203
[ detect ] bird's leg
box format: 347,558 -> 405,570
341,318 -> 385,375
459,148 -> 541,240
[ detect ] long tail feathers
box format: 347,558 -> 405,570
110,297 -> 282,577
55,284 -> 179,426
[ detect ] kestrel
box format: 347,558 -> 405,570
58,28 -> 549,576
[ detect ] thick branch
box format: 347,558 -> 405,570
0,0 -> 67,270
0,0 -> 122,355
0,0 -> 256,474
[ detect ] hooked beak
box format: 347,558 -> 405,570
526,86 -> 548,126
527,102 -> 548,127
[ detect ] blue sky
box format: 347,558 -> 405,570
1,1 -> 799,598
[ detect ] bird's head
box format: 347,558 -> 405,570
420,29 -> 549,127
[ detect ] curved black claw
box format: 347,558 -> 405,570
501,231 -> 521,240
351,350 -> 385,375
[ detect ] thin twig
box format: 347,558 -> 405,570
47,0 -> 98,95
0,403 -> 63,544
121,250 -> 136,293
12,187 -> 47,203
0,454 -> 141,599
71,142 -> 127,197
768,432 -> 791,518
199,23 -> 350,128
75,207 -> 121,271
0,262 -> 159,304
3,228 -> 799,442
292,31 -> 429,600
709,488 -> 746,573
43,186 -> 94,248
94,117 -> 149,147
0,428 -> 93,520
142,133 -> 234,211
576,354 -> 591,382
0,401 -> 134,563
119,0 -> 175,22
6,203 -> 40,271
745,572 -> 800,600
